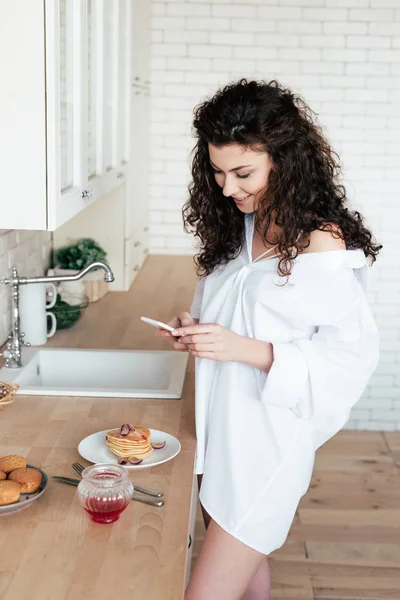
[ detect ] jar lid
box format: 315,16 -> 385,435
81,463 -> 128,487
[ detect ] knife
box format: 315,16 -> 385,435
52,476 -> 164,507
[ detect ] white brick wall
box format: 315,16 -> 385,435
0,231 -> 52,344
149,0 -> 400,430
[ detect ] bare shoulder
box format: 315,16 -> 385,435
302,224 -> 346,254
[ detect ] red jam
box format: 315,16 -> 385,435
84,497 -> 130,524
77,464 -> 134,524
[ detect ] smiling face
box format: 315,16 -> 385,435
208,143 -> 273,214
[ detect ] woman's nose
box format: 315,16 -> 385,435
222,176 -> 239,198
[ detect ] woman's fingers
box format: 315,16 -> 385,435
186,343 -> 217,352
172,323 -> 219,336
169,315 -> 183,328
155,328 -> 172,339
161,333 -> 185,349
190,351 -> 215,359
155,312 -> 209,352
179,334 -> 215,344
178,311 -> 194,327
173,341 -> 189,351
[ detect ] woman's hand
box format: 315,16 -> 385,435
171,323 -> 246,362
171,323 -> 274,371
155,312 -> 196,352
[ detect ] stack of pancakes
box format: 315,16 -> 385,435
105,425 -> 153,459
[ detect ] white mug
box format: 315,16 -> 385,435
19,283 -> 58,346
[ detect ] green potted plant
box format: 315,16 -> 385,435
54,238 -> 109,303
55,238 -> 107,271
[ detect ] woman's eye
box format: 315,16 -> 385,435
237,173 -> 250,179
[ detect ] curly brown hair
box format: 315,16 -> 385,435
182,79 -> 381,277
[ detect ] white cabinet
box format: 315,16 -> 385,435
124,0 -> 150,287
185,475 -> 199,589
0,0 -> 131,231
53,0 -> 151,291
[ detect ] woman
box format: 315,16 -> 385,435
158,80 -> 380,600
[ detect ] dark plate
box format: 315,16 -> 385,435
0,464 -> 48,515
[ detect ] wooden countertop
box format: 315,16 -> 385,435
0,256 -> 198,600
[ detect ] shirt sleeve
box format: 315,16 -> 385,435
190,277 -> 205,320
258,260 -> 379,419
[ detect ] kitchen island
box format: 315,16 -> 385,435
0,256 -> 198,600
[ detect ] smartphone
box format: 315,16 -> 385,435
140,316 -> 176,333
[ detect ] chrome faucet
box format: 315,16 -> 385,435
0,261 -> 114,369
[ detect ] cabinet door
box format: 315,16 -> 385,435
89,0 -> 131,198
117,0 -> 131,168
125,231 -> 144,287
185,475 -> 199,589
0,0 -> 47,230
85,0 -> 119,206
86,0 -> 98,181
124,84 -> 150,288
46,0 -> 131,231
131,0 -> 151,85
124,0 -> 150,287
46,0 -> 88,229
1,0 -> 133,232
136,81 -> 150,251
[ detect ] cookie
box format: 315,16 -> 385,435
0,455 -> 26,474
0,471 -> 6,480
8,467 -> 42,494
0,480 -> 21,506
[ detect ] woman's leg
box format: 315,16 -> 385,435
241,560 -> 271,600
193,475 -> 271,600
185,517 -> 267,600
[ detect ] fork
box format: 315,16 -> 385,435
71,462 -> 164,498
53,476 -> 164,508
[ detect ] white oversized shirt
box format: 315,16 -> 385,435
190,213 -> 379,554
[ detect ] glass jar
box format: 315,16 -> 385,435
77,464 -> 134,524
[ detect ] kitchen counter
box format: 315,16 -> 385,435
0,256 -> 198,600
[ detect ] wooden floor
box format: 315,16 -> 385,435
191,430 -> 400,600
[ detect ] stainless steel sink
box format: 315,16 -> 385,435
0,347 -> 188,398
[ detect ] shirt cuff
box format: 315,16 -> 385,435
261,342 -> 309,409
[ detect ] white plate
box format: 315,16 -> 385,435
78,428 -> 181,470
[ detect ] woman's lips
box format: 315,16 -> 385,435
233,195 -> 250,204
